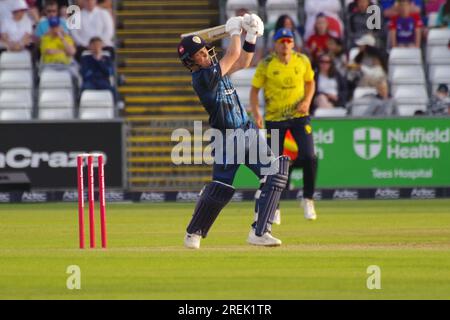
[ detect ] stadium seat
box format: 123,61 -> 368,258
314,108 -> 347,117
0,109 -> 32,120
429,65 -> 450,87
0,70 -> 33,90
0,90 -> 33,109
39,69 -> 73,89
0,51 -> 32,69
80,90 -> 114,108
353,87 -> 377,100
389,65 -> 426,85
38,89 -> 74,109
226,0 -> 258,18
38,108 -> 74,120
389,47 -> 422,65
265,0 -> 299,25
230,67 -> 256,86
79,108 -> 114,120
393,85 -> 429,105
426,46 -> 450,65
427,29 -> 450,47
397,104 -> 427,116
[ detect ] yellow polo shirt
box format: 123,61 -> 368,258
252,52 -> 315,121
40,34 -> 74,65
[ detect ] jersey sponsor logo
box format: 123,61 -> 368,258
224,88 -> 235,95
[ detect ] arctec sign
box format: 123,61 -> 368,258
0,121 -> 124,189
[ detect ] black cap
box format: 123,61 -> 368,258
177,35 -> 207,70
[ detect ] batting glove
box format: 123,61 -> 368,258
242,13 -> 264,44
225,16 -> 243,37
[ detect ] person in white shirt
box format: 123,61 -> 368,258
70,0 -> 115,60
0,0 -> 34,52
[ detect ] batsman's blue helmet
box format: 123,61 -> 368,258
178,35 -> 207,70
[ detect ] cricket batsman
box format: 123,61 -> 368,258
250,28 -> 319,222
177,14 -> 289,249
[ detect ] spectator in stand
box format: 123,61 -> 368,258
222,8 -> 264,66
428,84 -> 450,114
71,0 -> 115,60
363,79 -> 398,115
80,37 -> 116,99
98,0 -> 114,20
35,0 -> 69,41
267,15 -> 303,53
389,0 -> 423,48
0,0 -> 34,52
313,53 -> 348,111
326,36 -> 348,77
25,0 -> 40,24
348,0 -> 379,46
40,16 -> 77,78
306,13 -> 331,64
348,34 -> 388,92
436,0 -> 450,28
425,0 -> 446,15
304,0 -> 342,40
381,0 -> 422,19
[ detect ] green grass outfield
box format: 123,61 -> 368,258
0,199 -> 449,300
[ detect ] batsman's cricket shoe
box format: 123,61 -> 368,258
184,233 -> 201,249
247,229 -> 282,247
302,198 -> 317,220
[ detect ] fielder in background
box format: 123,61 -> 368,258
177,14 -> 289,249
250,28 -> 319,222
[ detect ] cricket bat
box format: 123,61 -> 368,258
180,25 -> 227,42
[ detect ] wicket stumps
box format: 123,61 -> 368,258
77,153 -> 107,249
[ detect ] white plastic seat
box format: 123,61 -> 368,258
0,90 -> 33,109
397,104 -> 426,116
426,46 -> 450,65
427,29 -> 450,47
0,70 -> 33,90
429,65 -> 450,86
393,85 -> 429,104
226,0 -> 258,18
389,65 -> 426,85
0,51 -> 32,69
230,67 -> 256,86
79,108 -> 114,119
314,108 -> 347,117
38,108 -> 73,120
39,69 -> 73,89
266,0 -> 299,24
389,47 -> 422,65
353,87 -> 377,99
80,90 -> 114,108
38,89 -> 74,108
0,109 -> 32,120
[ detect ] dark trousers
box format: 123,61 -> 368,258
265,116 -> 317,199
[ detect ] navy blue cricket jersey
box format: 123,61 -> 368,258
192,63 -> 249,130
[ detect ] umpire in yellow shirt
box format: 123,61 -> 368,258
250,28 -> 318,221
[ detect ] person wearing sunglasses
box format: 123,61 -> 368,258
250,28 -> 319,223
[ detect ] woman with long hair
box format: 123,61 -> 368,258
267,14 -> 303,52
